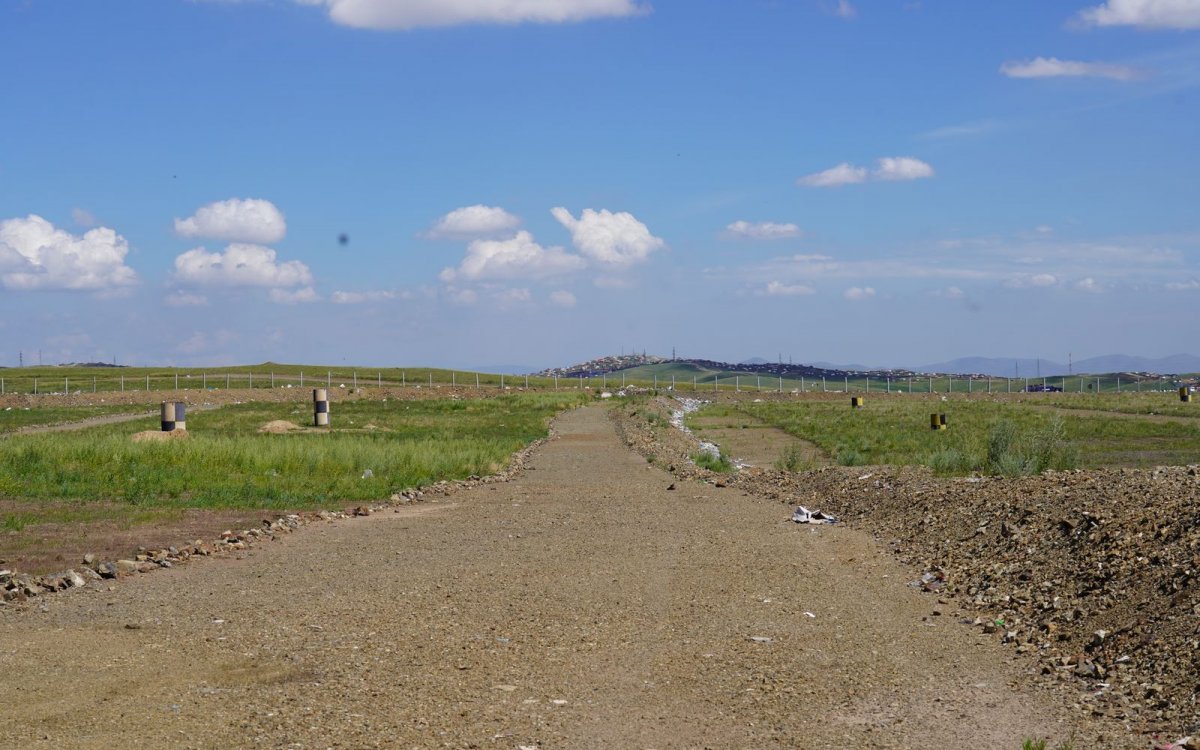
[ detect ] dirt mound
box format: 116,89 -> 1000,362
613,396 -> 1200,739
258,420 -> 303,434
130,430 -> 190,443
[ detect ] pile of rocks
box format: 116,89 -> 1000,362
612,396 -> 1200,738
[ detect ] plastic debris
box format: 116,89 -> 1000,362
792,506 -> 837,524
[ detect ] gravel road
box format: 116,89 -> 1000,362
0,406 -> 1128,749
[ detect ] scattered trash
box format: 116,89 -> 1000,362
748,635 -> 773,643
361,469 -> 374,479
911,570 -> 947,592
857,473 -> 874,480
791,506 -> 837,524
803,611 -> 816,618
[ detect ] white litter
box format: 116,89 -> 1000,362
791,506 -> 836,524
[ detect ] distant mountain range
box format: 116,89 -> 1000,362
912,354 -> 1200,377
537,352 -> 1200,379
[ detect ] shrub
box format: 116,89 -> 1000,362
693,449 -> 733,473
835,446 -> 866,466
774,443 -> 813,472
928,448 -> 977,475
987,418 -> 1079,476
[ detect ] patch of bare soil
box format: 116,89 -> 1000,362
689,413 -> 827,468
0,503 -> 277,575
0,406 -> 1138,749
614,395 -> 1200,744
257,419 -> 303,434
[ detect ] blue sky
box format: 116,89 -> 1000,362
2,0 -> 1198,369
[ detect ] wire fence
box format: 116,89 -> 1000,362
0,367 -> 1189,397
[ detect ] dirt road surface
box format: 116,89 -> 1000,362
0,407 -> 1128,749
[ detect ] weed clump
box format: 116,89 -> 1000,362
773,444 -> 814,473
986,419 -> 1079,476
693,448 -> 733,473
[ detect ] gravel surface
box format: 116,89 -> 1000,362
0,406 -> 1135,749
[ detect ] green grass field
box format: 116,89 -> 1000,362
699,397 -> 1200,475
0,393 -> 587,518
0,404 -> 153,434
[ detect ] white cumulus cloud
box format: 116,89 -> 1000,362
724,220 -> 803,240
331,289 -> 403,304
797,162 -> 868,187
843,286 -> 876,300
1166,279 -> 1200,290
1076,277 -> 1104,293
799,157 -> 933,187
174,198 -> 287,244
551,207 -> 664,268
439,230 -> 585,282
173,244 -> 313,288
873,157 -> 935,181
758,281 -> 815,297
1000,57 -> 1138,81
549,290 -> 577,307
295,0 -> 650,30
0,215 -> 138,291
1077,0 -> 1200,29
269,286 -> 320,304
425,204 -> 521,239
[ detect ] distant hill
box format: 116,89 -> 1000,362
914,354 -> 1200,377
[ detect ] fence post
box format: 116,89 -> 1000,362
249,372 -> 253,389
121,375 -> 124,391
377,372 -> 381,387
271,372 -> 275,388
175,372 -> 179,390
93,376 -> 96,393
65,377 -> 69,393
300,371 -> 304,387
35,377 -> 38,394
476,373 -> 480,388
353,371 -> 357,389
327,371 -> 331,389
225,373 -> 229,389
147,375 -> 151,391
